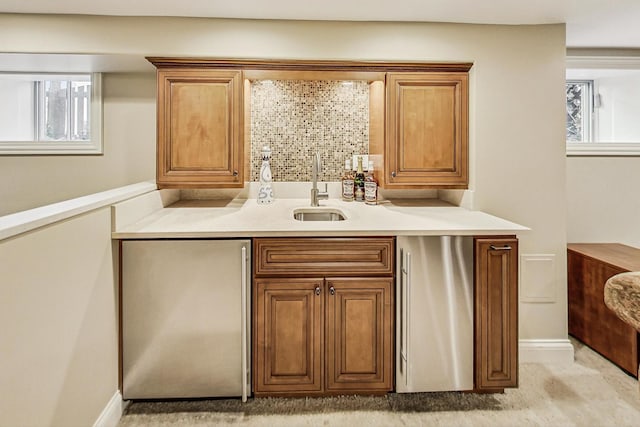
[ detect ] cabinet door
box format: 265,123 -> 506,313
474,237 -> 518,391
385,72 -> 468,189
156,69 -> 244,188
325,277 -> 393,392
254,278 -> 323,394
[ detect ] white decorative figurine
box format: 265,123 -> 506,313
257,145 -> 274,204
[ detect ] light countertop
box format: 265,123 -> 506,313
112,193 -> 528,239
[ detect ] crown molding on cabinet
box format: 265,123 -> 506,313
146,57 -> 473,73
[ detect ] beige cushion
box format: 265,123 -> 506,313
604,271 -> 640,332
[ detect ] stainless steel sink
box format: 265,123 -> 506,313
293,208 -> 346,221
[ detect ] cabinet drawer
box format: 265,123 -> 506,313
254,237 -> 394,277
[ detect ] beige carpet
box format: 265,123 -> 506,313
119,340 -> 640,426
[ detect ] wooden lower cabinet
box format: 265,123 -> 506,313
254,276 -> 393,396
254,278 -> 323,394
254,235 -> 520,395
326,278 -> 393,392
253,237 -> 395,396
474,236 -> 519,391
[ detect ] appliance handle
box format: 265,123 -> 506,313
399,249 -> 405,370
241,245 -> 248,403
401,250 -> 411,387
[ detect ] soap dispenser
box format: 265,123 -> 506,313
257,145 -> 274,204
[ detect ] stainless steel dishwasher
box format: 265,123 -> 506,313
121,239 -> 251,401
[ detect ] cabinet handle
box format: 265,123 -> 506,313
315,286 -> 321,296
329,286 -> 335,295
490,245 -> 512,251
391,171 -> 396,178
233,170 -> 239,177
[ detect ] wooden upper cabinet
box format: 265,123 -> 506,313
384,72 -> 469,189
148,58 -> 472,190
156,68 -> 244,188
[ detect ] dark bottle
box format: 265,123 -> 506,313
354,155 -> 365,202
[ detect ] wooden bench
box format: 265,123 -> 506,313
568,243 -> 640,377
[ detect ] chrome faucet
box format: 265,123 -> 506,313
310,152 -> 329,207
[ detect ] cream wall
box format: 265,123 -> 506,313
0,72 -> 156,216
0,14 -> 567,424
0,208 -> 118,427
567,157 -> 640,248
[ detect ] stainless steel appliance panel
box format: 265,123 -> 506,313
396,236 -> 474,392
122,239 -> 250,400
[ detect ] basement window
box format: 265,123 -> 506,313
0,73 -> 102,154
566,55 -> 640,156
566,80 -> 593,143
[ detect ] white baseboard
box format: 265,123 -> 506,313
93,391 -> 124,427
519,339 -> 575,364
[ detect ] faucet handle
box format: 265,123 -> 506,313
319,183 -> 329,199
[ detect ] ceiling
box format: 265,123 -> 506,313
0,0 -> 639,48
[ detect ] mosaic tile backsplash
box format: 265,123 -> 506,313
250,80 -> 369,182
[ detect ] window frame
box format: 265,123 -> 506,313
0,72 -> 102,155
566,55 -> 640,156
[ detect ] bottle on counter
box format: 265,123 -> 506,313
354,155 -> 365,202
257,145 -> 274,204
341,158 -> 355,202
364,160 -> 378,205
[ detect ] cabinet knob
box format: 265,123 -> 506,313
233,170 -> 239,177
391,171 -> 396,178
490,245 -> 512,251
315,286 -> 321,296
329,286 -> 335,295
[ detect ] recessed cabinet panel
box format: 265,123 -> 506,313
170,82 -> 229,170
400,85 -> 455,171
